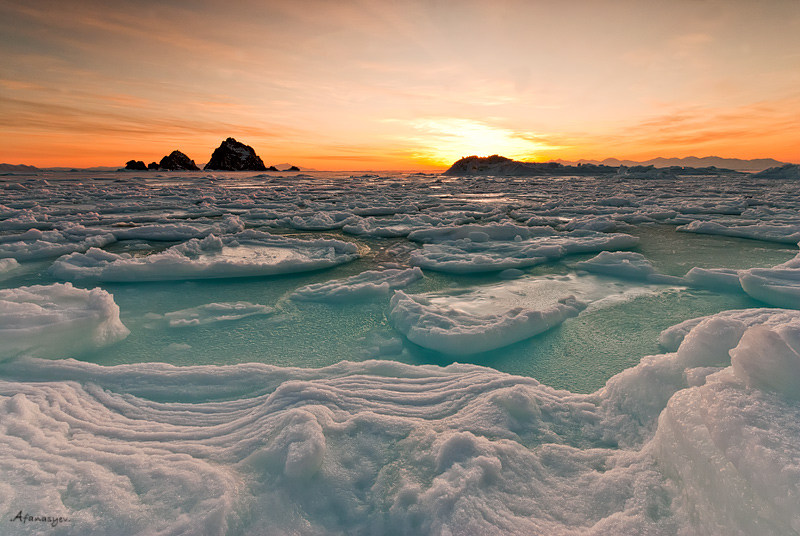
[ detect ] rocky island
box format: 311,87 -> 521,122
204,138 -> 268,171
159,150 -> 199,171
443,155 -> 740,178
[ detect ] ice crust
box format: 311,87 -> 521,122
1,170 -> 800,534
0,283 -> 129,359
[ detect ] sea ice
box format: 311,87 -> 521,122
739,267 -> 800,308
678,220 -> 800,244
3,307 -> 800,534
153,301 -> 275,327
291,267 -> 423,302
50,232 -> 359,282
0,282 -> 129,359
0,227 -> 117,261
1,168 -> 799,535
388,290 -> 586,354
409,230 -> 638,274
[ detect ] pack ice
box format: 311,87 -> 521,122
0,167 -> 799,535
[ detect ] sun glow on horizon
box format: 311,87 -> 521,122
397,118 -> 565,168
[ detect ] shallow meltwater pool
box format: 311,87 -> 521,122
2,171 -> 799,535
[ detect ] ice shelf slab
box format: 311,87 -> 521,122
49,232 -> 359,282
0,282 -> 129,359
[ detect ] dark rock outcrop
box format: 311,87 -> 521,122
287,165 -> 301,172
159,150 -> 200,171
204,138 -> 267,171
125,160 -> 147,171
147,161 -> 159,170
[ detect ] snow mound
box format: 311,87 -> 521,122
292,268 -> 423,302
388,290 -> 586,354
50,232 -> 359,282
0,283 -> 129,359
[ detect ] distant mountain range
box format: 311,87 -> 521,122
0,163 -> 40,172
552,156 -> 786,172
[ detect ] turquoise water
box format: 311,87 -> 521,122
11,224 -> 786,393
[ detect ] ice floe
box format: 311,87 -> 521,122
0,282 -> 129,359
388,290 -> 586,354
50,232 -> 359,282
291,267 -> 423,302
575,251 -> 685,284
151,301 -> 275,327
678,220 -> 800,244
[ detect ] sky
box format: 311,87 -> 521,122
1,0 -> 800,170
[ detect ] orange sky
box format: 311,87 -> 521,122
2,0 -> 799,170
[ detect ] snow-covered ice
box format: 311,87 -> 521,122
50,232 -> 359,281
388,290 -> 586,354
0,168 -> 799,534
0,282 -> 129,359
292,267 -> 423,302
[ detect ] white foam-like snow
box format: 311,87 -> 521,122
0,283 -> 129,359
291,267 -> 423,302
388,290 -> 586,354
2,307 -> 800,534
49,232 -> 359,282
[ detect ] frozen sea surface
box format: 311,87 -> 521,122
0,170 -> 799,534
